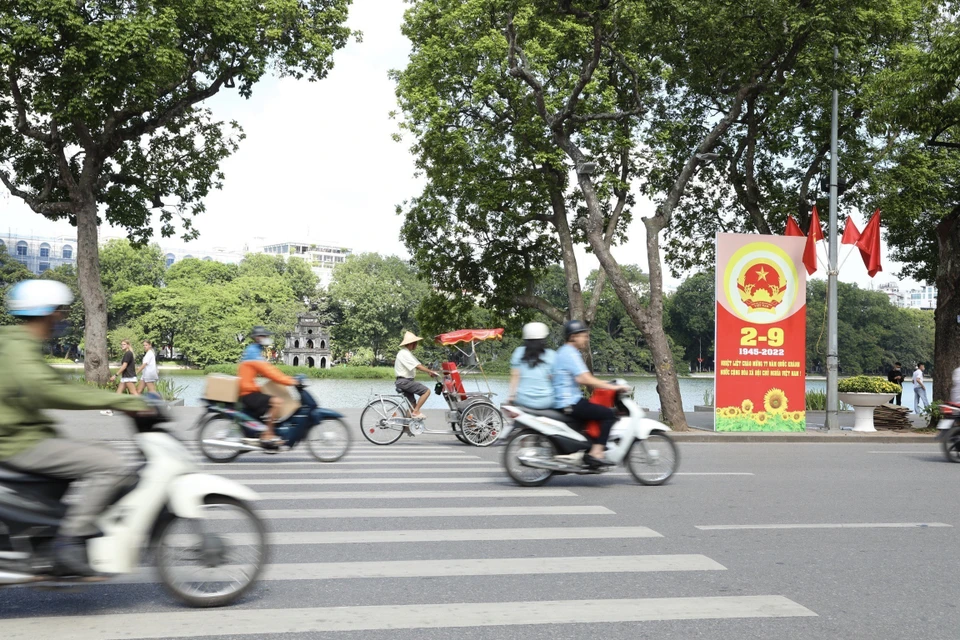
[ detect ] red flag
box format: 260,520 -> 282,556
802,222 -> 818,275
784,216 -> 804,237
855,209 -> 882,277
808,205 -> 825,242
841,218 -> 861,245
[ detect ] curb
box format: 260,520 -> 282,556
670,432 -> 935,443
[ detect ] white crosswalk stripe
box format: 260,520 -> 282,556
2,438 -> 814,637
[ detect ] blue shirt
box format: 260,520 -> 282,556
510,346 -> 556,410
552,344 -> 588,408
241,343 -> 264,362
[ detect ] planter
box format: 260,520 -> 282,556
837,392 -> 893,432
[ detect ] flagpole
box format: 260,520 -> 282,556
825,45 -> 840,431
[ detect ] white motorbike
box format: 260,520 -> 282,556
501,385 -> 679,486
0,400 -> 266,607
937,402 -> 960,463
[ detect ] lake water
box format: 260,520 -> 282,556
160,374 -> 851,411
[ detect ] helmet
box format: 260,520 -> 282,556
250,326 -> 273,338
5,280 -> 74,317
563,319 -> 588,341
522,322 -> 549,340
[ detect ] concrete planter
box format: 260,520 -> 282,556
837,392 -> 892,432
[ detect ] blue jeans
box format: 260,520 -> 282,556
914,387 -> 929,413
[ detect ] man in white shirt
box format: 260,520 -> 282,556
913,363 -> 929,413
394,331 -> 438,418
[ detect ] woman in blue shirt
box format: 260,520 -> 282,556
507,322 -> 555,409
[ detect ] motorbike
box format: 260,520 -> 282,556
937,401 -> 960,463
0,397 -> 266,607
197,381 -> 351,463
501,382 -> 679,486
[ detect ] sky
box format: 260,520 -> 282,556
0,0 -> 917,293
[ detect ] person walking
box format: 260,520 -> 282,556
887,362 -> 905,405
136,339 -> 159,394
101,339 -> 138,416
913,363 -> 929,413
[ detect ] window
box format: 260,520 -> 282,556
16,241 -> 27,257
39,243 -> 50,258
62,245 -> 73,259
165,253 -> 176,267
39,262 -> 50,273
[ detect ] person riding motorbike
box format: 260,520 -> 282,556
0,280 -> 150,576
552,319 -> 631,469
238,326 -> 301,447
507,322 -> 555,410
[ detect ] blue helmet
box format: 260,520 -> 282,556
5,280 -> 74,317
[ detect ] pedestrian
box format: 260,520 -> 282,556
887,361 -> 904,405
136,339 -> 159,394
913,362 -> 928,413
100,339 -> 138,416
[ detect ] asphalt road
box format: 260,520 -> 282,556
1,430 -> 957,639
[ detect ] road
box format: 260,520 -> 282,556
1,432 -> 957,639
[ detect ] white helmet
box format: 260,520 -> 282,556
5,280 -> 74,317
522,322 -> 549,340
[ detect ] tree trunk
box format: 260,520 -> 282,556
933,206 -> 960,402
75,201 -> 110,383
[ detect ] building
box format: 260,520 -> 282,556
0,233 -> 77,274
282,313 -> 332,369
878,282 -> 905,308
905,285 -> 937,310
159,244 -> 245,268
261,241 -> 351,289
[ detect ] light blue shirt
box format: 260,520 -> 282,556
241,343 -> 264,362
510,346 -> 556,409
552,343 -> 588,408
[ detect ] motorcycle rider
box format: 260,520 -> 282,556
239,326 -> 300,447
507,322 -> 555,409
553,319 -> 631,469
0,280 -> 149,576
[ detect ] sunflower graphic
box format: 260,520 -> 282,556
755,412 -> 768,424
741,399 -> 754,413
790,411 -> 804,422
763,388 -> 788,414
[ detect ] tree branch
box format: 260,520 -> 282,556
7,70 -> 52,143
0,170 -> 73,215
515,293 -> 567,324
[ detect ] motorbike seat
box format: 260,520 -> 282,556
521,407 -> 579,426
0,464 -> 70,487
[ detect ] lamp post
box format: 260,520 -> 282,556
825,45 -> 840,431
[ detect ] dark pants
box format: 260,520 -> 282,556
893,391 -> 902,406
567,398 -> 616,446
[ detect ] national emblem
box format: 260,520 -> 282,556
737,259 -> 787,312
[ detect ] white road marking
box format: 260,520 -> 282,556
675,472 -> 754,476
696,522 -> 952,530
213,467 -> 502,475
251,505 -> 615,519
218,526 -> 664,544
252,489 -> 577,500
240,477 -> 509,485
0,596 -> 816,638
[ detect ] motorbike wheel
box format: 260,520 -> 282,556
627,431 -> 679,485
942,426 -> 960,463
458,401 -> 503,447
503,429 -> 556,487
198,415 -> 242,463
306,418 -> 352,462
155,497 -> 267,607
359,398 -> 405,445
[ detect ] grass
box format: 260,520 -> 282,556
203,364 -> 397,380
44,355 -> 78,364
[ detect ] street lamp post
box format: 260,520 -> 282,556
825,45 -> 841,431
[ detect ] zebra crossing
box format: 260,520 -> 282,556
0,437 -> 816,638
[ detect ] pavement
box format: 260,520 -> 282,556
3,412 -> 956,639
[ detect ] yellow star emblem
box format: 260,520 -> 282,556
755,266 -> 769,281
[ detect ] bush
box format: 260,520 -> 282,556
347,347 -> 374,367
837,375 -> 901,394
204,364 -> 396,380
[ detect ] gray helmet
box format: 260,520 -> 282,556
250,326 -> 273,338
563,319 -> 588,341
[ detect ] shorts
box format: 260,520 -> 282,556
142,375 -> 159,383
120,377 -> 137,383
395,377 -> 428,405
240,392 -> 272,418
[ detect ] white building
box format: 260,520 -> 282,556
878,282 -> 905,308
905,285 -> 937,310
159,244 -> 246,268
0,233 -> 77,275
261,241 -> 351,289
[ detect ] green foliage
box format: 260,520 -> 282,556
837,376 -> 902,394
347,347 -> 375,367
165,258 -> 238,286
0,244 -> 32,326
99,240 -> 166,295
327,254 -> 431,359
805,390 -> 827,411
154,378 -> 188,402
238,254 -> 319,302
715,413 -> 806,433
666,271 -> 715,368
204,364 -> 395,380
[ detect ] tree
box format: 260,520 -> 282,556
165,257 -> 239,287
0,0 -> 353,382
99,239 -> 166,295
238,254 -> 319,303
39,264 -> 85,358
327,254 -> 431,359
0,244 -> 32,326
666,272 -> 715,371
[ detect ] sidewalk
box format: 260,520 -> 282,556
47,407 -> 937,443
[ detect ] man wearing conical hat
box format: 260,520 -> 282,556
395,331 -> 438,418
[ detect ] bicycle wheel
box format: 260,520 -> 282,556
306,418 -> 352,462
198,414 -> 242,463
626,432 -> 679,485
360,398 -> 406,445
458,401 -> 503,447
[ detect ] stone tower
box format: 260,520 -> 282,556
283,313 -> 332,368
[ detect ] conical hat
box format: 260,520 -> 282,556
400,331 -> 424,347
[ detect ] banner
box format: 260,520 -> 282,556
715,234 -> 806,432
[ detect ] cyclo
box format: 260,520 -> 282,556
360,329 -> 505,446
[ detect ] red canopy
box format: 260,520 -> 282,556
434,328 -> 505,346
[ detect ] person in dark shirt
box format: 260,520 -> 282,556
887,361 -> 904,405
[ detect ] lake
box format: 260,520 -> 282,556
159,373 -> 848,411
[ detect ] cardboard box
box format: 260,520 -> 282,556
203,375 -> 240,403
262,381 -> 302,422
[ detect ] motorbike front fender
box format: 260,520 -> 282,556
167,474 -> 260,519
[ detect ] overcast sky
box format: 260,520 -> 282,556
0,0 -> 917,292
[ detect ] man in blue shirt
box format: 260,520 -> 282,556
553,320 -> 631,468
